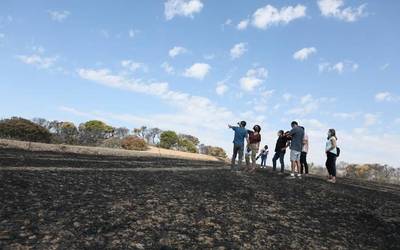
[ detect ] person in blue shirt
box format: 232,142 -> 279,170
228,121 -> 249,171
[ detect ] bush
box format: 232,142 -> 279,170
178,139 -> 198,153
121,136 -> 148,151
208,146 -> 228,159
78,120 -> 114,145
0,117 -> 52,143
159,130 -> 179,149
100,137 -> 123,149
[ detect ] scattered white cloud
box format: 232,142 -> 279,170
161,62 -> 175,75
239,67 -> 268,91
48,10 -> 70,22
183,63 -> 210,80
293,47 -> 317,61
395,118 -> 400,125
237,19 -> 249,30
128,29 -> 139,38
165,0 -> 204,20
364,113 -> 378,126
230,42 -> 248,59
121,60 -> 148,72
203,54 -> 215,60
318,0 -> 367,22
380,63 -> 390,71
169,46 -> 187,58
16,54 -> 57,69
0,33 -> 4,39
216,81 -> 229,96
333,112 -> 360,120
287,94 -> 335,116
319,60 -> 358,74
375,92 -> 399,102
252,89 -> 275,112
283,93 -> 292,102
224,19 -> 232,25
251,4 -> 306,30
100,29 -> 110,39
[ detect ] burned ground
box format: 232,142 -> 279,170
0,149 -> 400,249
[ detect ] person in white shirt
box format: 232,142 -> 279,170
300,126 -> 309,175
256,145 -> 269,168
325,128 -> 338,183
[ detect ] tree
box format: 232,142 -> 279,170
159,130 -> 179,149
178,138 -> 198,153
0,117 -> 52,143
179,134 -> 200,146
114,127 -> 130,139
32,117 -> 49,128
78,120 -> 114,145
146,127 -> 162,144
208,146 -> 227,158
133,126 -> 147,140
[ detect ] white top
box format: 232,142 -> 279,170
302,134 -> 309,153
326,137 -> 337,155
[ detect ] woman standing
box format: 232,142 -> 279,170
325,129 -> 338,183
245,125 -> 261,173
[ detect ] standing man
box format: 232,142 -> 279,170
272,130 -> 288,174
228,121 -> 249,171
300,126 -> 309,175
288,121 -> 304,179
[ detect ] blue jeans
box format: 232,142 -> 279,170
272,151 -> 285,172
231,144 -> 244,171
261,156 -> 267,166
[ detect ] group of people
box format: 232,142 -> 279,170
228,121 -> 339,183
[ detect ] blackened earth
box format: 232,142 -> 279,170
0,149 -> 400,249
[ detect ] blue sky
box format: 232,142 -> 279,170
1,0 -> 399,166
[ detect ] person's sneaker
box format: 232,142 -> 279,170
287,173 -> 296,179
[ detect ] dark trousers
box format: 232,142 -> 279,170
260,156 -> 267,166
300,152 -> 308,174
272,151 -> 285,172
326,152 -> 337,177
231,144 -> 244,170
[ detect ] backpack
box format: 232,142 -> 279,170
336,147 -> 340,157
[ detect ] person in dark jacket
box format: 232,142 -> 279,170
272,130 -> 288,173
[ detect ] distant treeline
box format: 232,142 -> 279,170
0,117 -> 227,158
309,162 -> 400,185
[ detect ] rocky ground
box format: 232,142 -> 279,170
1,148 -> 400,249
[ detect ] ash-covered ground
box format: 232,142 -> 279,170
0,149 -> 399,249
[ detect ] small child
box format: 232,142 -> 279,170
256,145 -> 269,168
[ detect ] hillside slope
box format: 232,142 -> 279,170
0,145 -> 399,249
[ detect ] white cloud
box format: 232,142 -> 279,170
48,10 -> 70,22
16,54 -> 57,69
318,0 -> 367,22
161,62 -> 175,75
230,42 -> 248,59
293,47 -> 317,61
364,113 -> 378,126
128,29 -> 139,38
183,63 -> 210,80
318,60 -> 358,74
239,67 -> 268,92
0,33 -> 4,39
333,112 -> 360,120
203,54 -> 215,60
380,63 -> 389,71
216,81 -> 229,96
283,93 -> 292,102
76,66 -> 235,152
121,60 -> 148,72
251,4 -> 306,30
375,92 -> 399,102
169,46 -> 187,58
224,19 -> 232,25
164,0 -> 204,20
287,94 -> 335,117
237,19 -> 249,30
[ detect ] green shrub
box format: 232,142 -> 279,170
207,146 -> 228,159
159,130 -> 179,149
100,137 -> 123,149
0,117 -> 52,143
121,136 -> 148,151
178,139 -> 198,153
